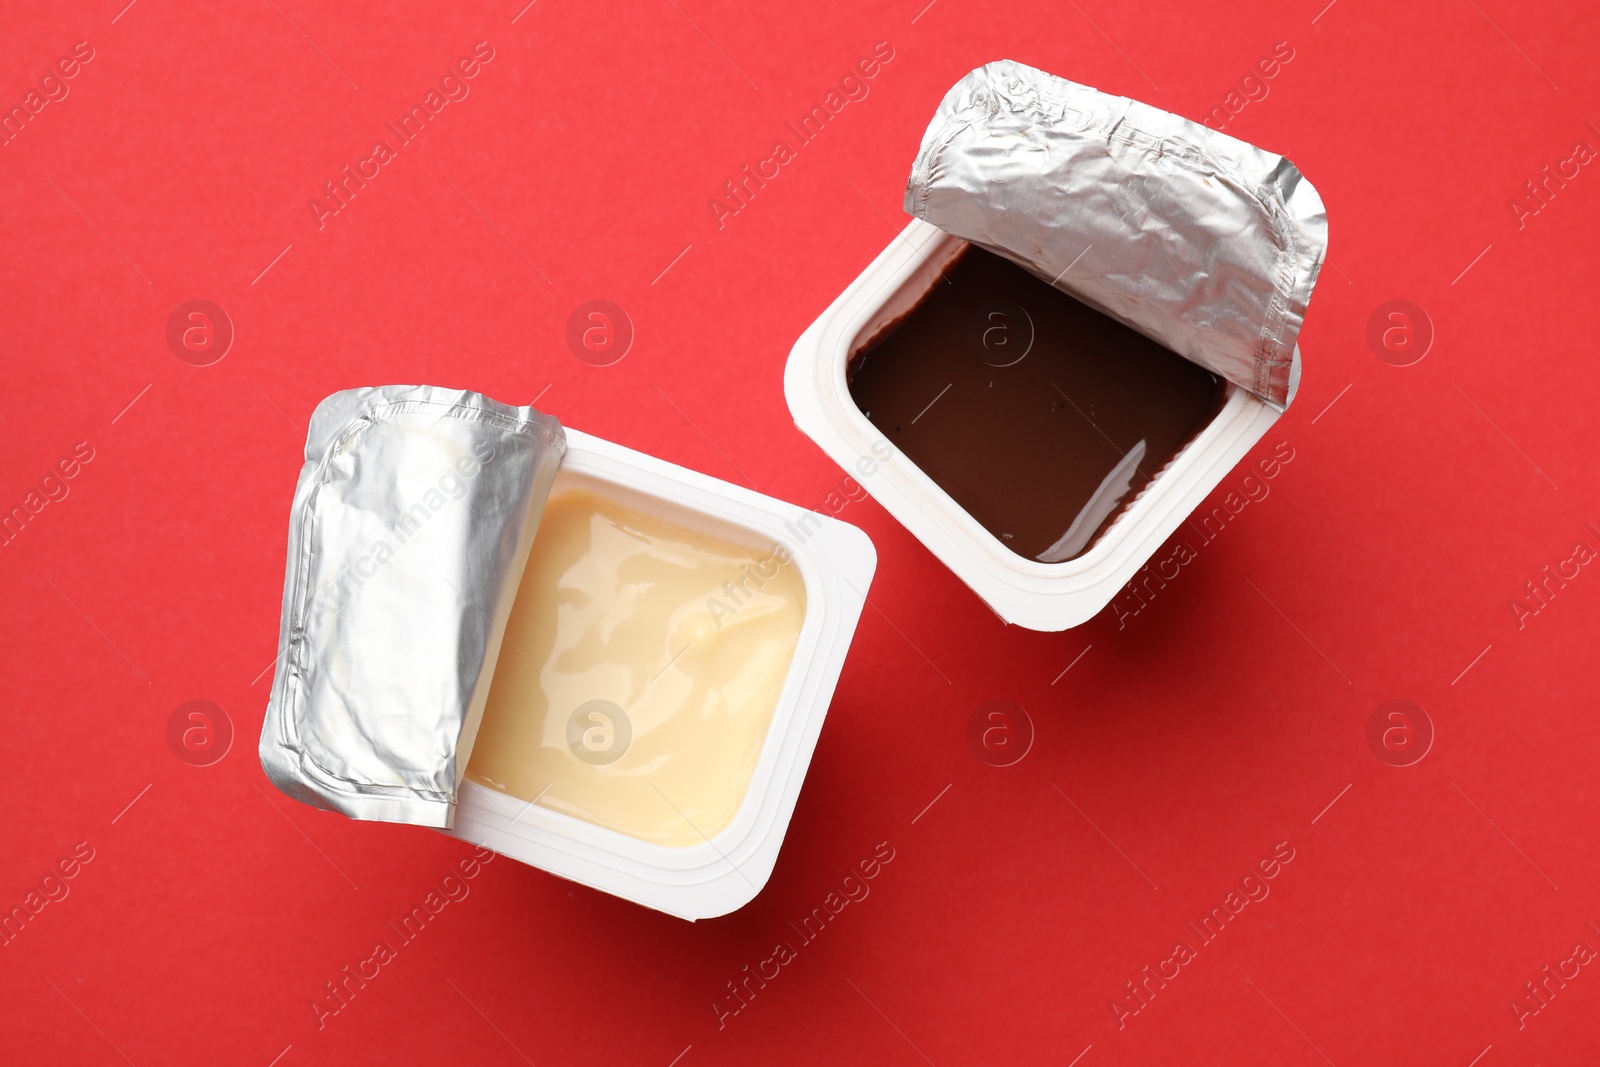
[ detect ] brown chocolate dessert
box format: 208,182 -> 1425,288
846,246 -> 1225,562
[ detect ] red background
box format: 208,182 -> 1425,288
3,0 -> 1598,1063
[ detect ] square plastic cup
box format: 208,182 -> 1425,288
447,429 -> 877,919
785,219 -> 1294,632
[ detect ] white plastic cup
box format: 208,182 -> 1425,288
785,219 -> 1294,632
446,429 -> 877,920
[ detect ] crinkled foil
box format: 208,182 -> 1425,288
260,386 -> 565,829
905,61 -> 1327,409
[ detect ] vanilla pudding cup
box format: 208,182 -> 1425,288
446,429 -> 876,919
259,386 -> 875,922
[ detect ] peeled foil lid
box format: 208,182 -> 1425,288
905,60 -> 1328,409
259,386 -> 565,829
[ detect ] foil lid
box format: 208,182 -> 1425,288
905,60 -> 1328,409
260,386 -> 565,829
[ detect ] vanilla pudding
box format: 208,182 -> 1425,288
466,475 -> 807,848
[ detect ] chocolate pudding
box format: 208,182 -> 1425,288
846,246 -> 1225,562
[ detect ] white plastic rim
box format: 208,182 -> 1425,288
445,429 -> 876,920
785,218 -> 1293,632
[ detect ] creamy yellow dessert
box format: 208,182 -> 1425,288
467,481 -> 806,847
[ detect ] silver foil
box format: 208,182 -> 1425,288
905,61 -> 1327,409
260,386 -> 564,829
